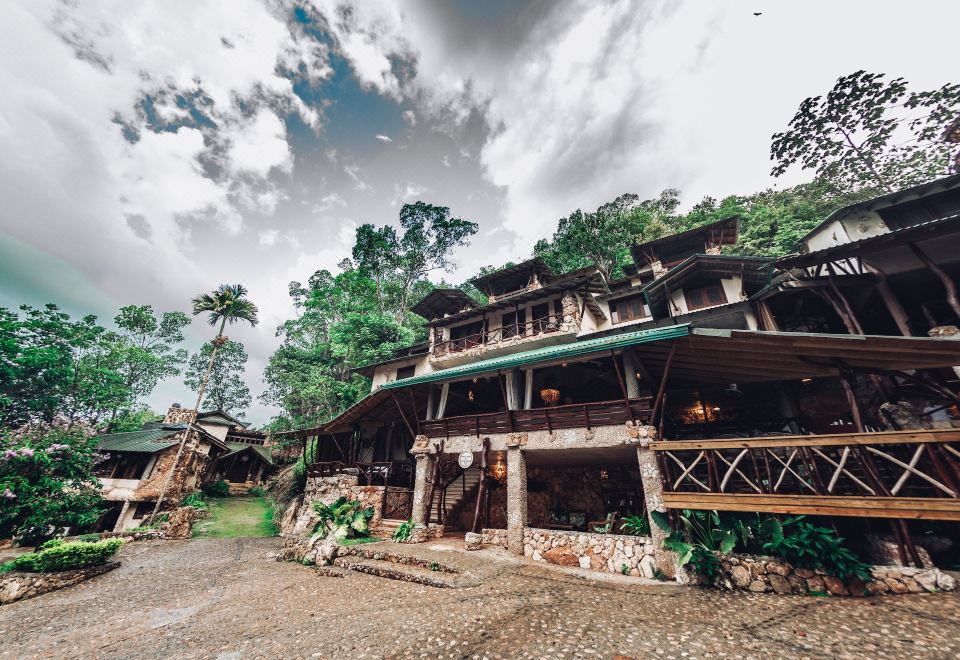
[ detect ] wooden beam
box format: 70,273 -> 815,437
661,493 -> 960,521
390,391 -> 416,438
648,429 -> 960,451
910,242 -> 960,318
650,341 -> 677,427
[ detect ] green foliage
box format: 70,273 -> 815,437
429,561 -> 440,572
248,486 -> 265,497
201,479 -> 230,498
181,492 -> 207,509
0,560 -> 14,574
771,70 -> 960,193
12,538 -> 122,573
392,518 -> 415,542
619,514 -> 651,537
263,203 -> 477,430
312,497 -> 374,542
184,340 -> 251,416
191,284 -> 259,331
340,536 -> 381,546
108,408 -> 162,433
760,516 -> 872,581
0,423 -> 105,544
620,563 -> 629,575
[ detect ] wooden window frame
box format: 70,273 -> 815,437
683,283 -> 728,312
610,294 -> 649,325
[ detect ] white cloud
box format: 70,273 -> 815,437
313,192 -> 346,213
375,134 -> 392,143
390,182 -> 427,207
344,164 -> 373,192
227,110 -> 293,177
258,229 -> 279,246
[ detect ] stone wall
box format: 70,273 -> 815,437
521,528 -> 657,577
0,561 -> 119,605
481,528 -> 508,548
711,553 -> 956,596
281,475 -> 385,537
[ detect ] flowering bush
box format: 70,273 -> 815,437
0,421 -> 105,544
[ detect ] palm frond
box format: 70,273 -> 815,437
190,283 -> 259,327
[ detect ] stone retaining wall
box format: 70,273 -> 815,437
0,561 -> 120,605
282,475 -> 385,536
481,528 -> 508,548
521,528 -> 657,577
712,553 -> 956,596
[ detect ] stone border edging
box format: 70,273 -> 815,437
0,561 -> 120,605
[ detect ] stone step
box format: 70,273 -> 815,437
332,557 -> 463,588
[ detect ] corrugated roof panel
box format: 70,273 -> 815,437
94,429 -> 180,454
382,324 -> 690,389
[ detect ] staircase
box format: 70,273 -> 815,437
430,468 -> 482,526
375,518 -> 406,538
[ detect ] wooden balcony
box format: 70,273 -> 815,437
432,315 -> 573,362
650,429 -> 960,521
421,397 -> 653,438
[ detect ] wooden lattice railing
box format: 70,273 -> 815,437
651,430 -> 960,520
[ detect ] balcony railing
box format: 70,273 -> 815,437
434,315 -> 567,357
421,397 -> 653,438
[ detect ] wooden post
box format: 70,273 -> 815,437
424,440 -> 444,525
390,391 -> 416,439
840,376 -> 865,433
408,388 -> 421,435
756,300 -> 780,332
610,350 -> 633,422
825,263 -> 865,335
910,242 -> 960,318
651,342 -> 678,428
866,264 -> 912,336
471,439 -> 490,533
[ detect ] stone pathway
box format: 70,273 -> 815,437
1,537 -> 958,658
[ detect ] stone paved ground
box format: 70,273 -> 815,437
1,537 -> 959,659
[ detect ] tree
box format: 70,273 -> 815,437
352,202 -> 478,320
108,305 -> 189,429
184,340 -> 251,416
771,70 -> 960,193
0,305 -> 130,428
152,284 -> 257,518
535,190 -> 679,280
0,420 -> 105,544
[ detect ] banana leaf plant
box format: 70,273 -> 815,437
312,497 -> 374,543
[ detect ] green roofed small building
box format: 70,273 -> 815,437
93,405 -> 273,531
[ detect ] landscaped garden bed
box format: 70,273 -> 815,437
0,538 -> 123,605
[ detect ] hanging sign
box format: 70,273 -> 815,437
457,451 -> 474,469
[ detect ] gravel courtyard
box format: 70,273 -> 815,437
2,537 -> 959,659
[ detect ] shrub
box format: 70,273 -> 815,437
619,514 -> 650,537
201,479 -> 230,498
312,497 -> 374,542
0,422 -> 105,544
181,492 -> 207,509
761,516 -> 872,581
392,519 -> 414,542
248,486 -> 265,497
12,538 -> 123,573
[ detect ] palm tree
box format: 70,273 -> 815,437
151,284 -> 258,518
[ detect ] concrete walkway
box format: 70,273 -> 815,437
1,537 -> 958,658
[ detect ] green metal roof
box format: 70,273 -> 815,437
94,429 -> 180,454
381,324 -> 691,389
222,442 -> 274,465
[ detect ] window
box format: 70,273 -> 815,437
610,295 -> 649,324
531,303 -> 551,334
396,365 -> 415,381
448,320 -> 484,351
501,308 -> 527,338
684,284 -> 728,311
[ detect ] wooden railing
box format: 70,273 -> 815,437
433,315 -> 567,357
306,460 -> 414,489
421,397 -> 653,438
651,429 -> 960,520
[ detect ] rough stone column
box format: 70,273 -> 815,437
410,441 -> 435,526
629,423 -> 679,579
506,447 -> 527,555
929,325 -> 960,379
112,501 -> 132,533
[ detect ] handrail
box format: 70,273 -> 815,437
435,314 -> 567,356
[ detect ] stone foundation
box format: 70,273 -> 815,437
1,561 -> 120,605
522,528 -> 657,577
481,528 -> 508,548
711,553 -> 956,596
282,475 -> 385,536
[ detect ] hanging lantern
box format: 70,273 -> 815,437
467,389 -> 475,402
540,388 -> 560,406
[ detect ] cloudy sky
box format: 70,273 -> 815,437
1,1 -> 957,425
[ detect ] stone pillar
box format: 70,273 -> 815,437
506,447 -> 527,555
622,351 -> 640,399
629,424 -> 679,579
410,439 -> 435,527
929,326 -> 960,379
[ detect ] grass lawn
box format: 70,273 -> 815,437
192,497 -> 278,539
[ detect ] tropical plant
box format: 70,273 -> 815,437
312,497 -> 374,542
651,509 -> 735,580
181,492 -> 207,509
11,538 -> 122,573
760,516 -> 872,581
619,514 -> 651,537
0,422 -> 105,544
392,518 -> 415,542
152,284 -> 258,518
201,479 -> 230,498
248,486 -> 265,497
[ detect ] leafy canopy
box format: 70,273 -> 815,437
184,339 -> 251,416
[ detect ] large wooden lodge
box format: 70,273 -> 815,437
281,175 -> 960,569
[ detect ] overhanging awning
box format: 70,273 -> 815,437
382,324 -> 692,389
